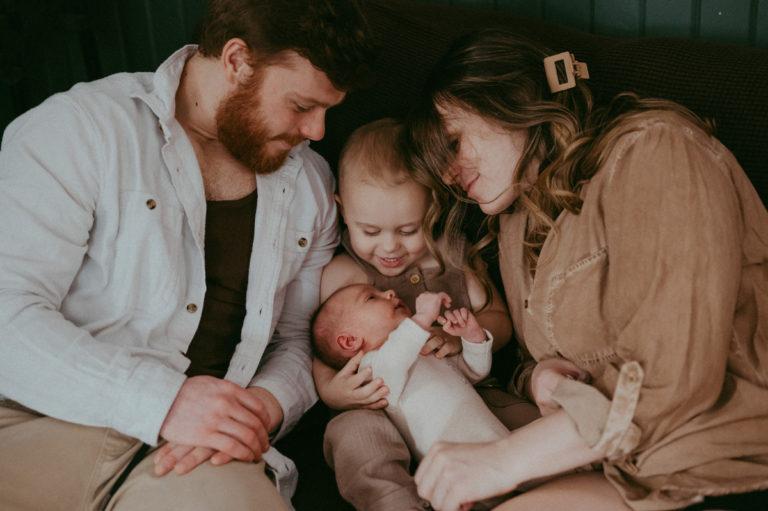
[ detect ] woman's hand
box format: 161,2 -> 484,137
313,353 -> 389,410
530,358 -> 590,416
415,439 -> 517,511
420,326 -> 463,358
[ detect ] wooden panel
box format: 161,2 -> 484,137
147,0 -> 190,63
495,0 -> 545,18
544,0 -> 592,31
645,0 -> 695,37
453,0 -> 495,7
86,0 -> 129,76
700,0 -> 752,44
756,0 -> 768,47
117,0 -> 158,71
594,0 -> 642,36
0,84 -> 16,134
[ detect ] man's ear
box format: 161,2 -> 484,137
220,37 -> 255,85
336,333 -> 362,352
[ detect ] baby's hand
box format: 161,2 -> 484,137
313,353 -> 389,411
438,307 -> 486,343
529,358 -> 590,416
420,327 -> 463,359
412,291 -> 451,330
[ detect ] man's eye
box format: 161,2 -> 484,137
363,231 -> 380,236
294,103 -> 311,113
448,137 -> 460,152
365,295 -> 373,302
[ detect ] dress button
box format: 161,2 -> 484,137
298,237 -> 307,248
409,274 -> 421,285
186,303 -> 198,313
146,199 -> 157,210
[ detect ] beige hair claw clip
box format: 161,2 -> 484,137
543,51 -> 590,93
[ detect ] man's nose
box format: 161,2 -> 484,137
298,109 -> 326,141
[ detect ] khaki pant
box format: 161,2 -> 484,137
324,388 -> 540,511
0,402 -> 289,511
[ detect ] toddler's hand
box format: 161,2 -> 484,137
313,353 -> 389,411
412,291 -> 451,330
529,358 -> 590,416
420,327 -> 462,359
438,307 -> 486,343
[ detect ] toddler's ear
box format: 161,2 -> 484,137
334,194 -> 344,217
336,333 -> 362,352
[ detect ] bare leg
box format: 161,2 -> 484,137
492,472 -> 632,511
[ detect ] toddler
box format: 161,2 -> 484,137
315,118 -> 538,511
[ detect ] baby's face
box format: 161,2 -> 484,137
341,179 -> 430,277
338,284 -> 412,351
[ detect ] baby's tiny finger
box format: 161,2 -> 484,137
365,398 -> 388,410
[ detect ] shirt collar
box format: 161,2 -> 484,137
130,45 -> 198,130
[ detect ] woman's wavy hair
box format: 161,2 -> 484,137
402,29 -> 711,279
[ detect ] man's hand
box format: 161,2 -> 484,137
437,307 -> 486,343
412,292 -> 452,331
314,352 -> 389,410
155,382 -> 282,476
529,358 -> 590,416
158,376 -> 271,464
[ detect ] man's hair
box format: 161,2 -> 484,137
197,0 -> 377,91
338,118 -> 412,196
310,286 -> 355,370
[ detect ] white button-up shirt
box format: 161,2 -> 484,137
0,46 -> 337,454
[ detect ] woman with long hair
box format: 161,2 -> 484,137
402,29 -> 768,511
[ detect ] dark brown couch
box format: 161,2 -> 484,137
281,1 -> 768,510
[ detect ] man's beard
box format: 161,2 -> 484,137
216,70 -> 304,175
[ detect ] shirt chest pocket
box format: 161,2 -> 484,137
544,247 -> 617,364
112,191 -> 186,312
275,229 -> 314,291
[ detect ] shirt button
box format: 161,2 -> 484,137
146,199 -> 157,210
409,274 -> 421,285
298,237 -> 307,248
186,303 -> 198,313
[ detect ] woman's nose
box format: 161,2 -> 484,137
442,163 -> 462,186
383,289 -> 396,300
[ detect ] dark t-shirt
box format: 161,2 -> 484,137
185,190 -> 257,378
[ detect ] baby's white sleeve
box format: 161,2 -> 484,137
361,318 -> 430,402
457,330 -> 494,384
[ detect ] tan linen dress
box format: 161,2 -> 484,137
499,110 -> 768,510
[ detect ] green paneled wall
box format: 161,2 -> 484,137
422,0 -> 768,42
1,0 -> 766,135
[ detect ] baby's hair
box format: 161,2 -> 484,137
338,118 -> 413,194
311,285 -> 357,370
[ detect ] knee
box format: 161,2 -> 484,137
324,409 -> 407,468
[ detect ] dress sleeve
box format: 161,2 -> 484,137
551,119 -> 744,460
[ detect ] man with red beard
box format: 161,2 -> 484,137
0,1 -> 375,510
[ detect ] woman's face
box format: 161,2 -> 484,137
437,103 -> 534,215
